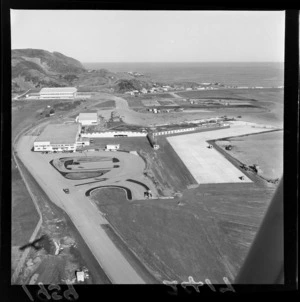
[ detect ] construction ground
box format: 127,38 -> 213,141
11,89 -> 283,284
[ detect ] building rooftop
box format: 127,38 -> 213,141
35,123 -> 80,144
40,87 -> 77,94
78,112 -> 98,121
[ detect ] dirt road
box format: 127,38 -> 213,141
16,136 -> 148,284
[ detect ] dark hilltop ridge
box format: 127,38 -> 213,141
12,49 -> 86,91
11,49 -> 157,93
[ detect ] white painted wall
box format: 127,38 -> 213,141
33,141 -> 77,152
82,131 -> 147,138
79,120 -> 98,126
153,124 -> 230,136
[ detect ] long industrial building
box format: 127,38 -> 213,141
33,123 -> 81,152
39,87 -> 77,99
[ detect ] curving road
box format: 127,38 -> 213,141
50,150 -> 158,200
16,135 -> 150,284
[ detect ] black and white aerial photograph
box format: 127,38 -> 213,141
7,7 -> 297,294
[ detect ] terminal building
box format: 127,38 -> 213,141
33,123 -> 81,152
39,87 -> 77,99
76,112 -> 98,126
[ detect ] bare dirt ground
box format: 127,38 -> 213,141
215,130 -> 283,180
94,93 -> 237,126
95,91 -> 283,130
177,88 -> 283,128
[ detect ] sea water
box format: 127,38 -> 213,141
83,62 -> 284,88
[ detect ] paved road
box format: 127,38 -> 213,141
50,150 -> 158,199
16,136 -> 147,284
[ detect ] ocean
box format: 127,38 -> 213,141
83,62 -> 284,88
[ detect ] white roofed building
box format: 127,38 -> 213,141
76,112 -> 98,126
39,87 -> 77,99
33,123 -> 81,152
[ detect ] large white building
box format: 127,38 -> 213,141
33,123 -> 81,152
76,112 -> 98,126
39,87 -> 77,99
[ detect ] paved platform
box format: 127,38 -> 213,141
167,123 -> 276,184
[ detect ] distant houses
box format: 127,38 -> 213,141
125,88 -> 150,95
127,71 -> 144,77
123,82 -> 222,96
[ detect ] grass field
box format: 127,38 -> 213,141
174,88 -> 283,128
93,100 -> 115,108
158,99 -> 178,106
123,94 -> 175,108
91,181 -> 275,283
177,88 -> 283,102
91,187 -> 128,206
11,158 -> 39,246
122,97 -> 145,107
52,100 -> 82,111
65,171 -> 108,180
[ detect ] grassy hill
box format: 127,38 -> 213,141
11,49 -> 155,93
12,49 -> 87,92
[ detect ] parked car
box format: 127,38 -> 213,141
63,188 -> 70,194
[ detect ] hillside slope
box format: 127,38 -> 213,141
11,49 -> 155,93
12,49 -> 86,92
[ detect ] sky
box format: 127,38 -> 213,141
10,10 -> 285,63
